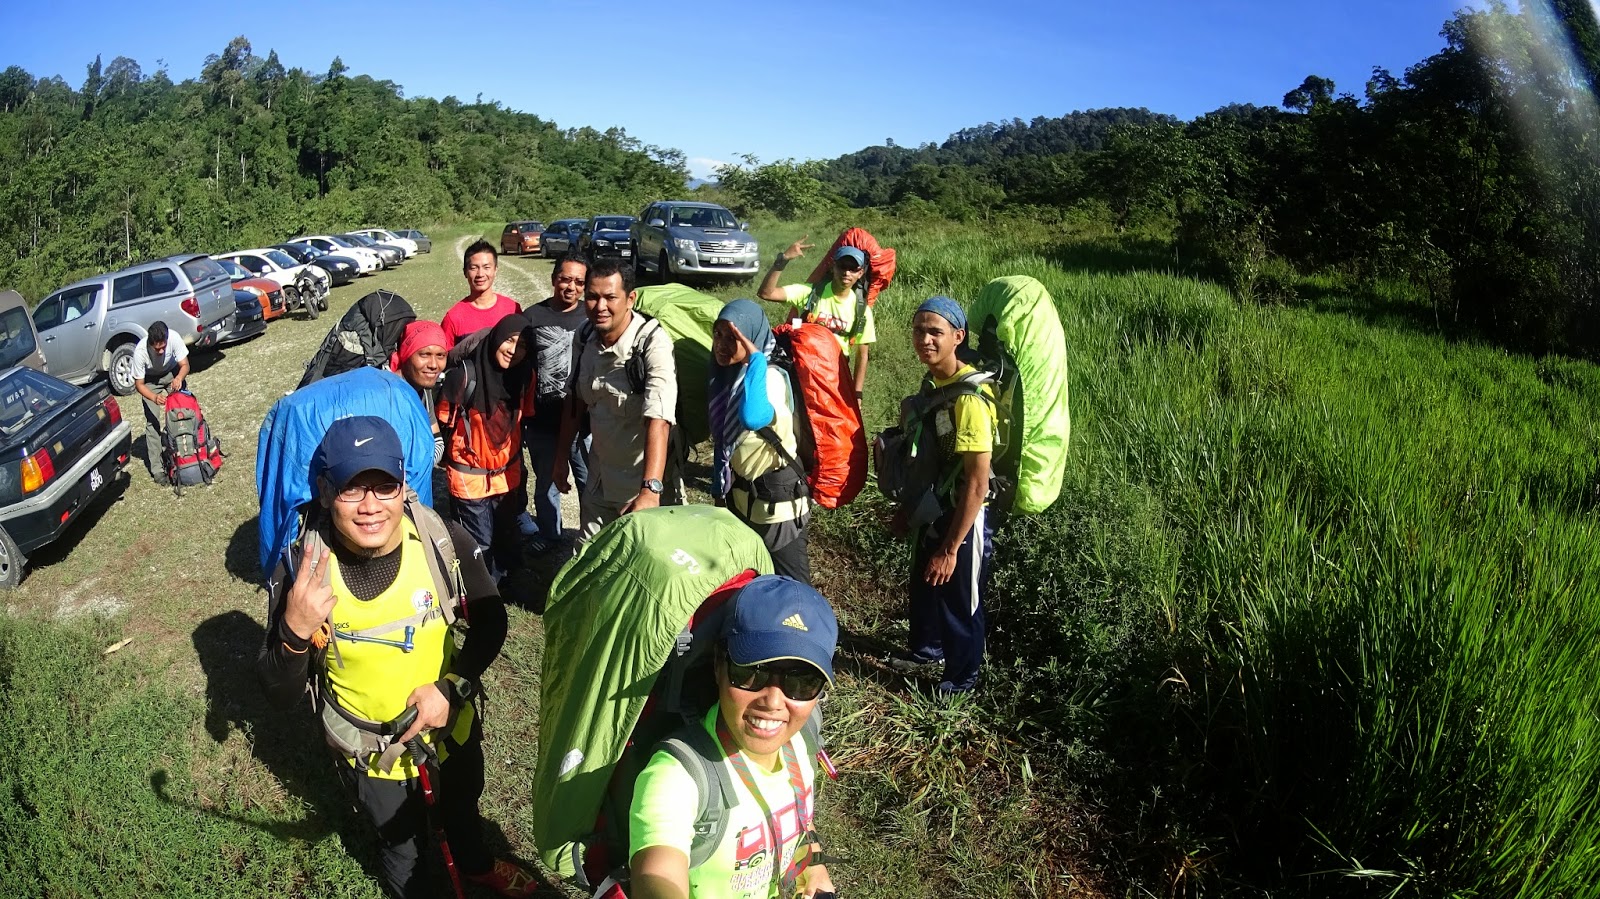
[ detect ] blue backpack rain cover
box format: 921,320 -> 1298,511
255,367 -> 437,576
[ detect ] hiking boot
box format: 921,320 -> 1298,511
467,858 -> 546,898
886,652 -> 941,673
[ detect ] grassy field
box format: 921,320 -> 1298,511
3,217 -> 1600,898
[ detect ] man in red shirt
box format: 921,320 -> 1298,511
442,240 -> 521,346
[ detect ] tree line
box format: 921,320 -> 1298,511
0,36 -> 687,302
719,2 -> 1600,359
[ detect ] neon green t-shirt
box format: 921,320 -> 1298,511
928,364 -> 996,456
780,282 -> 877,352
630,708 -> 819,899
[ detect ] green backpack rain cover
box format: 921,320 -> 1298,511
532,505 -> 773,877
634,284 -> 725,447
968,275 -> 1071,515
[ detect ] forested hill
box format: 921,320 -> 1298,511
767,3 -> 1600,359
0,37 -> 687,300
820,107 -> 1176,207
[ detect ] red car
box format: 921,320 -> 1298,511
500,221 -> 545,256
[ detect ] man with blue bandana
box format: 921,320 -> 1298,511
888,296 -> 995,695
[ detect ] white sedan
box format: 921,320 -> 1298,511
216,248 -> 330,292
351,228 -> 419,258
292,235 -> 384,274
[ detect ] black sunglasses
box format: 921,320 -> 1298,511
725,659 -> 827,701
834,259 -> 862,272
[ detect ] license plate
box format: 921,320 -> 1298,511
89,468 -> 103,492
709,256 -> 728,265
620,248 -> 631,256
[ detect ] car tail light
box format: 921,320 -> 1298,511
21,447 -> 54,494
102,396 -> 121,425
181,295 -> 200,318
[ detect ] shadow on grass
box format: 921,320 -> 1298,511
1041,237 -> 1180,277
226,516 -> 262,583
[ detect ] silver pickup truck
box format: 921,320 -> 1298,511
31,255 -> 235,395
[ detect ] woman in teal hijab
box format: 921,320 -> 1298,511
708,299 -> 812,582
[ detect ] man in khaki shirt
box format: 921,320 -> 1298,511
553,258 -> 677,541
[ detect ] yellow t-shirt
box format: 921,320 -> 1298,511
324,517 -> 473,780
780,282 -> 876,353
630,708 -> 819,899
928,364 -> 996,456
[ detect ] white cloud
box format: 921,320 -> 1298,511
686,156 -> 733,181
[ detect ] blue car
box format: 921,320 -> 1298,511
541,219 -> 587,259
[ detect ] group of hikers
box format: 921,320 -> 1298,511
248,228 -> 1071,899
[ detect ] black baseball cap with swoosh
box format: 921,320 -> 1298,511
312,415 -> 406,489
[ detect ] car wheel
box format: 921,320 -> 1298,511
658,251 -> 671,284
0,524 -> 25,588
107,343 -> 138,396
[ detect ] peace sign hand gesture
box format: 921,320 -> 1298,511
284,541 -> 336,641
782,237 -> 814,262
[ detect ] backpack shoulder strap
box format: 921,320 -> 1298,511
658,722 -> 738,870
624,313 -> 664,395
847,285 -> 868,341
405,493 -> 465,625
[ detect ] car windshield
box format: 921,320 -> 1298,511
217,259 -> 250,280
401,230 -> 425,239
264,249 -> 297,268
342,234 -> 375,247
327,236 -> 356,248
594,217 -> 632,231
273,245 -> 308,263
0,368 -> 77,438
668,207 -> 737,229
0,307 -> 38,371
180,257 -> 226,284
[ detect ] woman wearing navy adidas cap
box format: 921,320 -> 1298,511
629,575 -> 839,899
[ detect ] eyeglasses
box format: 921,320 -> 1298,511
555,276 -> 585,286
725,659 -> 827,702
834,260 -> 862,272
336,481 -> 403,503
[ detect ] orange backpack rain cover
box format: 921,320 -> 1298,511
806,227 -> 897,306
774,322 -> 867,509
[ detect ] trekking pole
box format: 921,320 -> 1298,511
407,735 -> 467,899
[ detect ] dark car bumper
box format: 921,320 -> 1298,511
0,421 -> 132,555
221,312 -> 267,345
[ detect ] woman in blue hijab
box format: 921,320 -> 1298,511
708,299 -> 812,582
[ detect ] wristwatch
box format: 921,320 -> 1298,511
439,674 -> 476,706
641,478 -> 664,495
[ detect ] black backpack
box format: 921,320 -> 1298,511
298,290 -> 416,388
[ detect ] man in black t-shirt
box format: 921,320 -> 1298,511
522,253 -> 591,550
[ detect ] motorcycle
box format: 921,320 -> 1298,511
285,267 -> 331,320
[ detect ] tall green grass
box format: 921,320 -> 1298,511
803,217 -> 1600,896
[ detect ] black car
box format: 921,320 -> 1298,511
275,242 -> 360,286
580,215 -> 637,262
542,218 -> 587,258
220,288 -> 267,346
0,366 -> 133,586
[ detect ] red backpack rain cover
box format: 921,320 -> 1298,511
806,226 -> 897,306
773,322 -> 867,509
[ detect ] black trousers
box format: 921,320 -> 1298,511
335,732 -> 493,899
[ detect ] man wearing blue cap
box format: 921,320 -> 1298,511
757,238 -> 877,398
887,297 -> 995,696
256,416 -> 543,899
629,576 -> 839,899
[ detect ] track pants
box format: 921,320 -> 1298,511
335,732 -> 493,899
908,507 -> 992,693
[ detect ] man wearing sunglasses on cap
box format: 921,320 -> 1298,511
757,239 -> 877,399
256,416 -> 542,899
630,576 -> 840,899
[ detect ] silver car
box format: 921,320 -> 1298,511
31,256 -> 234,395
632,201 -> 759,282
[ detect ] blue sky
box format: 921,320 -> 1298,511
2,0 -> 1466,180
